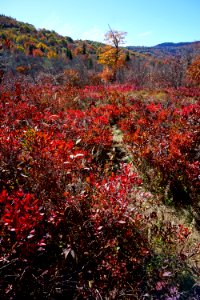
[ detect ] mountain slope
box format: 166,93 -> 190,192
0,15 -> 107,83
1,15 -> 200,88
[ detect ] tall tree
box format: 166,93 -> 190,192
98,27 -> 127,81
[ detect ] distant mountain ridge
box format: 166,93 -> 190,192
154,42 -> 196,48
127,41 -> 200,57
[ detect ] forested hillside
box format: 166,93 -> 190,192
1,15 -> 200,88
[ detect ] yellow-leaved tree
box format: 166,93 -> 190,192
187,56 -> 200,86
98,27 -> 127,81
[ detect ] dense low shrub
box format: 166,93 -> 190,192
0,81 -> 199,299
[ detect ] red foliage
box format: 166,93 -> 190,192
0,189 -> 44,256
0,80 -> 199,298
118,92 -> 200,201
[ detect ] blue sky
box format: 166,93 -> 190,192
1,0 -> 200,46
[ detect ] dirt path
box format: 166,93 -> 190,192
112,124 -> 200,278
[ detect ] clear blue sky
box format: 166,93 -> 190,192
1,0 -> 200,46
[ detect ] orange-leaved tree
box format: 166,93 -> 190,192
98,27 -> 127,81
187,56 -> 200,86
